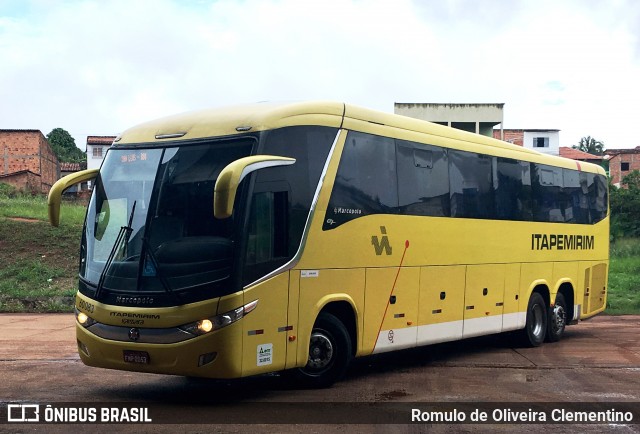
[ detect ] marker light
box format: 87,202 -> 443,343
180,300 -> 259,336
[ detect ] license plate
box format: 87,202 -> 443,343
123,350 -> 150,364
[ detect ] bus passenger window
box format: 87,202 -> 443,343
324,132 -> 398,229
563,169 -> 587,223
532,164 -> 564,222
396,141 -> 450,217
590,174 -> 608,223
494,158 -> 532,221
449,150 -> 494,219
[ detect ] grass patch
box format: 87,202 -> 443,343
607,238 -> 640,314
0,195 -> 86,312
0,260 -> 76,312
0,195 -> 87,222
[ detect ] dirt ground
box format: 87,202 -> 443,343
0,314 -> 638,433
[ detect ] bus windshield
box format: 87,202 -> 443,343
80,140 -> 254,306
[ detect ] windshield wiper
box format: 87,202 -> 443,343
95,201 -> 136,299
141,236 -> 182,304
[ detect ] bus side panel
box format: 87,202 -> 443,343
241,273 -> 289,377
285,270 -> 301,369
463,264 -> 505,338
366,267 -> 419,354
417,265 -> 465,346
552,261 -> 579,304
520,262 -> 552,304
297,268 -> 365,363
502,263 -> 524,332
578,262 -> 591,318
590,263 -> 607,313
579,261 -> 608,318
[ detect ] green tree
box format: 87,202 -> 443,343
47,128 -> 86,163
573,136 -> 604,156
621,170 -> 640,192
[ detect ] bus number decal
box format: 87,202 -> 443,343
257,343 -> 273,366
78,299 -> 95,314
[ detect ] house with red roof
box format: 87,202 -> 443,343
86,135 -> 116,189
493,129 -> 560,156
605,146 -> 640,187
558,147 -> 603,164
86,136 -> 116,172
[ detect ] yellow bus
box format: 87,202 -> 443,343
49,101 -> 609,387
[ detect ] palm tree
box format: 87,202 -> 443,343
573,136 -> 604,155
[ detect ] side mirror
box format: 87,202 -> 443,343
214,155 -> 295,219
48,168 -> 99,227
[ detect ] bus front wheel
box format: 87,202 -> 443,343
519,292 -> 547,347
294,312 -> 352,388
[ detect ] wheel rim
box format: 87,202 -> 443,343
307,331 -> 334,373
550,304 -> 566,334
531,303 -> 545,339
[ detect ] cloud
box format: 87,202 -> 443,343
1,0 -> 639,149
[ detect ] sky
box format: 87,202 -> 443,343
1,0 -> 639,150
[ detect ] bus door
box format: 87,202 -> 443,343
240,183 -> 291,376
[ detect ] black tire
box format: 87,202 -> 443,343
519,292 -> 547,347
293,312 -> 352,388
546,293 -> 567,343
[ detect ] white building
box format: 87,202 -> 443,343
394,102 -> 505,138
86,135 -> 116,187
522,129 -> 560,156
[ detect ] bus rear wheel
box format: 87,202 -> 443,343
293,312 -> 352,388
546,293 -> 567,342
519,292 -> 547,347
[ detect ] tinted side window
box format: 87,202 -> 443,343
258,126 -> 337,253
396,141 -> 450,217
324,132 -> 398,229
449,150 -> 494,219
244,126 -> 336,284
532,164 -> 564,222
562,169 -> 590,224
494,158 -> 532,221
323,131 -> 607,228
590,174 -> 608,223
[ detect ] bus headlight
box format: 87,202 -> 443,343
180,299 -> 258,336
75,308 -> 97,327
198,319 -> 213,333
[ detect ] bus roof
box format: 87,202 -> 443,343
116,101 -> 605,175
117,101 -> 345,144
